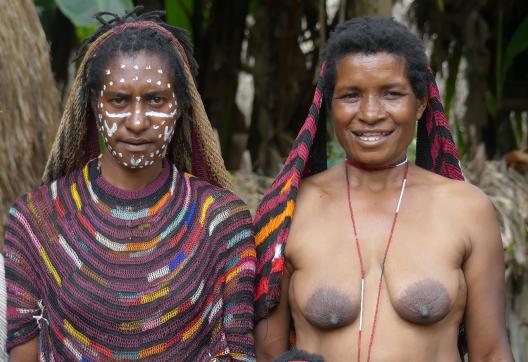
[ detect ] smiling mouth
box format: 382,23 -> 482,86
352,131 -> 394,142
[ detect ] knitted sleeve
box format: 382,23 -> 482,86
213,196 -> 256,361
3,200 -> 43,352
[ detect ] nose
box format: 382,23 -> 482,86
358,94 -> 385,124
125,101 -> 150,133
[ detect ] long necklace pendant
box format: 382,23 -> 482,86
359,277 -> 365,331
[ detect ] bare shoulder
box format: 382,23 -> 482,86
296,164 -> 344,205
413,165 -> 493,212
413,166 -> 499,248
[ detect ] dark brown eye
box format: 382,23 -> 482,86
111,97 -> 127,106
148,95 -> 166,106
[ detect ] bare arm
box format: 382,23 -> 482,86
255,267 -> 291,361
9,338 -> 38,362
463,190 -> 513,361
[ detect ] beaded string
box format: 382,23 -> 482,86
346,157 -> 408,172
345,160 -> 409,362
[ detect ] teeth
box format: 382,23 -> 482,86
356,132 -> 390,136
360,135 -> 382,142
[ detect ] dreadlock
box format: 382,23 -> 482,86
43,7 -> 232,189
322,17 -> 429,106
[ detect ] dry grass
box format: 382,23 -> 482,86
0,0 -> 60,241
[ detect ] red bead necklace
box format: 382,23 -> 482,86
345,157 -> 408,172
345,159 -> 409,362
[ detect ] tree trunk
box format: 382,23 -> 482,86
347,0 -> 393,17
0,0 -> 60,243
194,0 -> 249,170
248,0 -> 319,175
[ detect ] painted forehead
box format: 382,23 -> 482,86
102,52 -> 174,88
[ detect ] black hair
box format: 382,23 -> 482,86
77,8 -> 197,116
322,16 -> 429,106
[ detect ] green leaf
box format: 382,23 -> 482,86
75,25 -> 97,40
164,0 -> 193,31
503,15 -> 528,76
55,0 -> 134,27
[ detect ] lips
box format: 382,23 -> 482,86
118,138 -> 152,151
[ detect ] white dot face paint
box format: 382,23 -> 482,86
96,53 -> 179,172
104,120 -> 118,138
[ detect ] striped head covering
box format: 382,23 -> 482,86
43,11 -> 232,190
253,63 -> 464,321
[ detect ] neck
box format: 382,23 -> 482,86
344,158 -> 410,192
346,157 -> 408,172
99,151 -> 163,191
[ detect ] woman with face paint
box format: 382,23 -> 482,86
254,18 -> 512,361
3,9 -> 255,361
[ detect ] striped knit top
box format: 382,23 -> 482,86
3,159 -> 256,361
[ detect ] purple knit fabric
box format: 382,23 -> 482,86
4,159 -> 256,361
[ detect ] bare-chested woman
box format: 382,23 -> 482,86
254,17 -> 513,361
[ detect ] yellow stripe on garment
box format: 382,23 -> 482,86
64,320 -> 90,347
182,319 -> 202,342
140,287 -> 169,304
240,248 -> 256,259
119,320 -> 141,332
226,265 -> 243,283
200,196 -> 214,225
40,247 -> 62,287
71,183 -> 82,211
255,199 -> 295,246
83,165 -> 90,185
160,306 -> 181,324
126,236 -> 160,252
281,176 -> 294,194
139,343 -> 167,358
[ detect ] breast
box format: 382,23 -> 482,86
393,279 -> 451,325
302,287 -> 359,329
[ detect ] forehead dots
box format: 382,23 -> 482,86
102,61 -> 173,91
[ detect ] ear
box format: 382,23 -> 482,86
416,95 -> 427,121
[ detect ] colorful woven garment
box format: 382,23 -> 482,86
4,158 -> 256,360
253,64 -> 464,322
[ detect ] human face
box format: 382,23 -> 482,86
92,51 -> 179,170
331,52 -> 426,168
